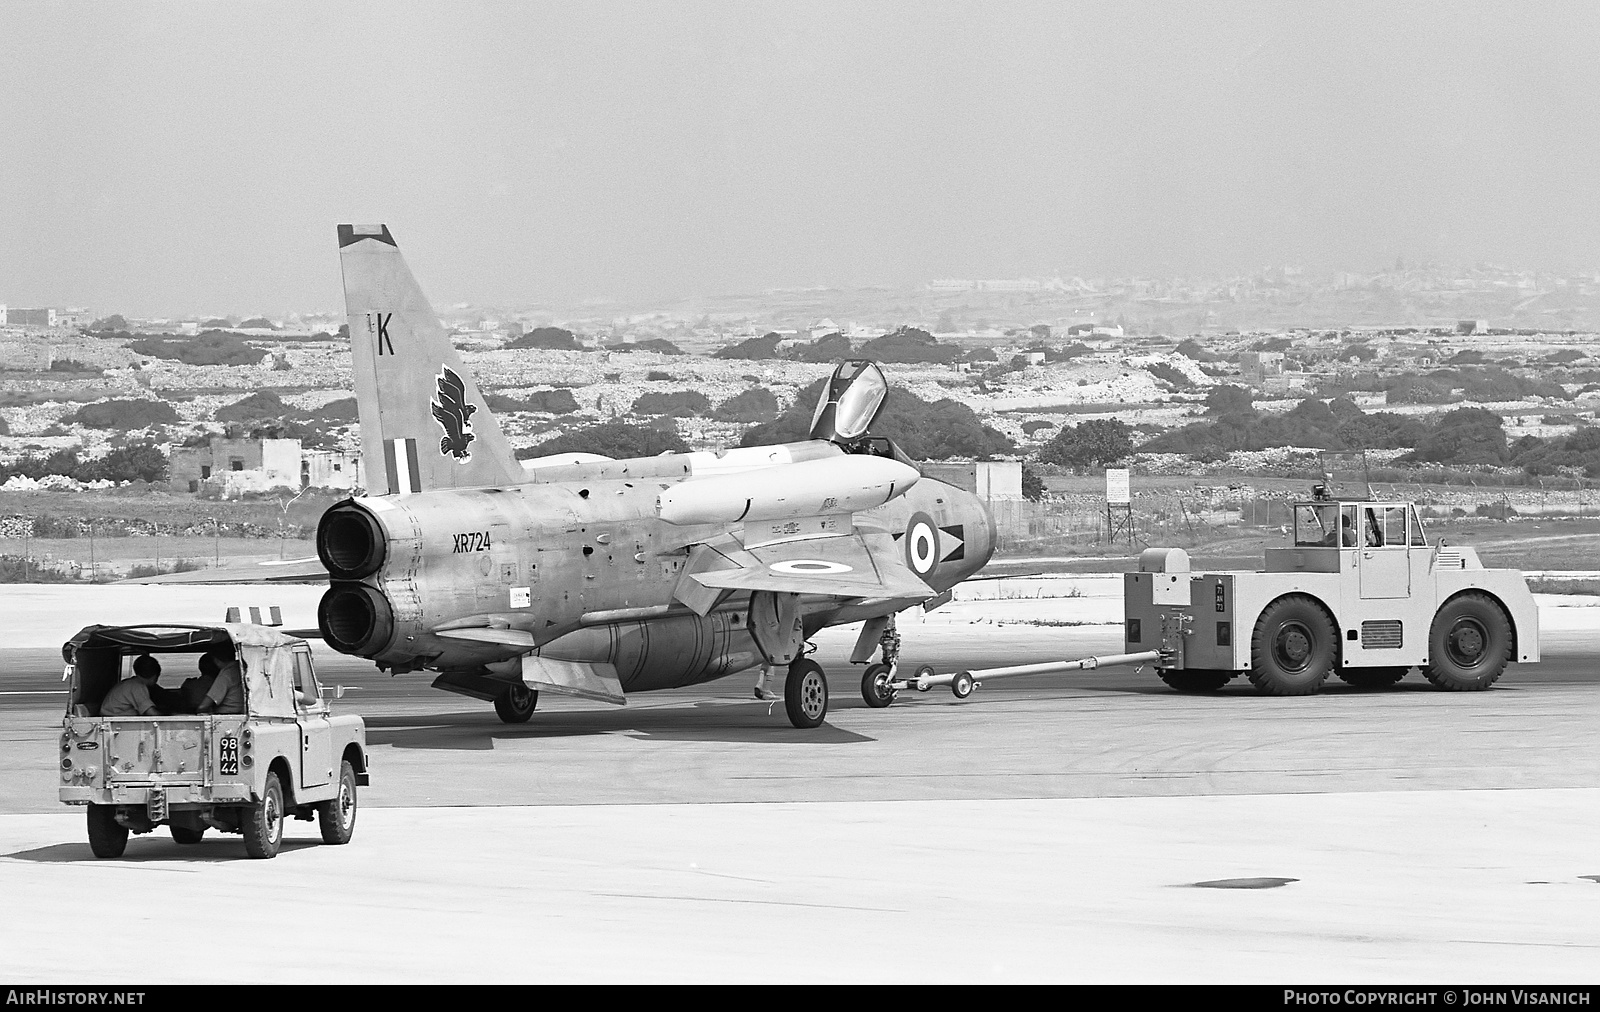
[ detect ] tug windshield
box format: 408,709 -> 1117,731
1294,504 -> 1358,547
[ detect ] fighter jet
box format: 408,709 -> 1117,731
314,224 -> 995,728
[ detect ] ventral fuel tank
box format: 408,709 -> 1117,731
655,455 -> 919,527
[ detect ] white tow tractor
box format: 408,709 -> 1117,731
1123,493 -> 1538,695
896,488 -> 1538,700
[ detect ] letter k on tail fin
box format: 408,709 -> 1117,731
337,224 -> 522,494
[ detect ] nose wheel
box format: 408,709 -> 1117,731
861,663 -> 897,708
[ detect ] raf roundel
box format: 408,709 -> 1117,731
769,559 -> 853,575
904,513 -> 939,576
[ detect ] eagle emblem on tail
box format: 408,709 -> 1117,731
431,366 -> 476,460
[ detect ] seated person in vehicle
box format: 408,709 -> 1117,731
195,647 -> 245,715
98,654 -> 167,717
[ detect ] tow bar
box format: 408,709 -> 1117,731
901,650 -> 1165,699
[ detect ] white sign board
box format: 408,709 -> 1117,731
1105,468 -> 1131,505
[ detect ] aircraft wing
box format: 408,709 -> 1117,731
117,557 -> 330,585
687,533 -> 931,600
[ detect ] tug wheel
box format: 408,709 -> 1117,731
1248,595 -> 1336,696
1422,593 -> 1512,691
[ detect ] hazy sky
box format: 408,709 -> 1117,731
4,2 -> 1599,317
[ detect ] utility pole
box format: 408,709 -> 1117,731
214,517 -> 220,569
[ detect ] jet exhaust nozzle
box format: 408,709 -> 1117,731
317,501 -> 388,580
318,583 -> 395,656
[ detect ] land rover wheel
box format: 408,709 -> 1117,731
1159,669 -> 1233,693
87,804 -> 128,859
493,685 -> 538,724
243,772 -> 285,859
1423,593 -> 1512,691
1248,595 -> 1336,696
860,664 -> 896,708
785,659 -> 829,729
317,760 -> 358,845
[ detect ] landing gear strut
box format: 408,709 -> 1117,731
860,619 -> 902,708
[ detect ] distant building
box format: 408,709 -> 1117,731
3,307 -> 55,328
1456,319 -> 1491,335
169,437 -> 361,496
1065,322 -> 1123,337
1239,351 -> 1285,387
302,448 -> 363,490
919,461 -> 1023,501
1259,374 -> 1309,395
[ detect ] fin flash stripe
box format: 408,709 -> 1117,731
384,438 -> 421,495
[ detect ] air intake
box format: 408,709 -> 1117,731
318,584 -> 395,657
317,501 -> 387,580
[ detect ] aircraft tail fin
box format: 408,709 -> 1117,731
337,224 -> 523,494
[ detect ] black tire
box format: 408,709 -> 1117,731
170,825 -> 205,845
1423,593 -> 1512,691
317,759 -> 358,845
784,659 -> 829,729
1158,669 -> 1233,693
1337,666 -> 1409,689
913,664 -> 936,691
1248,595 -> 1336,696
493,684 -> 538,724
243,771 -> 285,859
87,804 -> 127,859
950,672 -> 976,699
860,663 -> 895,708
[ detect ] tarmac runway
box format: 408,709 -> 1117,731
2,601 -> 1597,982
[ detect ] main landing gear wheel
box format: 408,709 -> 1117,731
1248,595 -> 1336,696
494,684 -> 539,724
861,663 -> 896,708
1337,666 -> 1409,689
1158,669 -> 1233,693
87,804 -> 128,859
785,659 -> 829,729
1423,592 -> 1512,691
